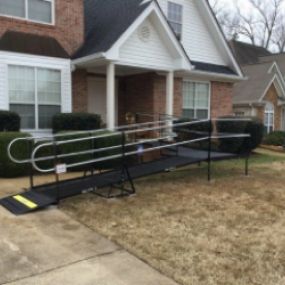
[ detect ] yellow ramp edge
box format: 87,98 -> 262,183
13,195 -> 38,209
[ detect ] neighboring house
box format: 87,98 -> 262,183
0,0 -> 243,135
231,40 -> 285,133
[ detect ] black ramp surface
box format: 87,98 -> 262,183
0,148 -> 240,215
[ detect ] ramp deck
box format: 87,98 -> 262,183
0,148 -> 240,215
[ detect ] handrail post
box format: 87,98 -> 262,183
28,139 -> 34,189
207,119 -> 212,182
53,139 -> 60,204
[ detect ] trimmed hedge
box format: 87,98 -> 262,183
52,113 -> 102,133
0,132 -> 31,178
55,131 -> 123,171
0,110 -> 20,132
216,116 -> 264,154
263,131 -> 285,146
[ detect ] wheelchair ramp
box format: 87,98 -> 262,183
0,191 -> 56,215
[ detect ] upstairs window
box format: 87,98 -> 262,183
0,0 -> 54,24
168,1 -> 183,40
183,82 -> 210,120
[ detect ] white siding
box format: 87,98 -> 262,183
0,62 -> 8,110
119,18 -> 176,70
0,51 -> 72,114
158,0 -> 227,65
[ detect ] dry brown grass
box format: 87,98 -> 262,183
61,155 -> 285,285
1,152 -> 285,285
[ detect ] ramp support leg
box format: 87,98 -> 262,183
245,154 -> 249,176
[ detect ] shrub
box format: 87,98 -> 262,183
0,132 -> 31,178
52,113 -> 102,133
0,110 -> 20,132
216,116 -> 264,154
174,118 -> 212,140
55,131 -> 123,171
263,131 -> 285,146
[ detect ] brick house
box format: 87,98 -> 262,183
230,40 -> 285,133
0,0 -> 243,135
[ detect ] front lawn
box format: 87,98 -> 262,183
60,151 -> 285,285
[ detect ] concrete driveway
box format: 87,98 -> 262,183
0,206 -> 178,285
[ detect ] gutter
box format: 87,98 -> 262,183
72,52 -> 107,66
188,69 -> 247,82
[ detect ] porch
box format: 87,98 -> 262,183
72,62 -> 182,129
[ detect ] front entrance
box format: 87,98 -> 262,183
87,77 -> 118,126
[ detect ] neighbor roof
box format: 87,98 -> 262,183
74,0 -> 152,59
0,31 -> 69,58
229,40 -> 271,65
259,53 -> 285,75
233,62 -> 280,104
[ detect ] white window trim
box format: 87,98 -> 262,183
264,102 -> 274,134
167,1 -> 184,41
182,80 -> 211,120
8,65 -> 62,131
0,0 -> 55,25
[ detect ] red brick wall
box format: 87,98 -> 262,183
211,81 -> 234,118
72,69 -> 88,112
0,0 -> 84,55
118,72 -> 182,124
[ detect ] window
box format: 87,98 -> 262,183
167,1 -> 183,40
0,0 -> 53,24
264,102 -> 274,134
9,65 -> 61,130
183,82 -> 210,119
235,111 -> 245,117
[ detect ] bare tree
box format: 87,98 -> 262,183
210,0 -> 285,52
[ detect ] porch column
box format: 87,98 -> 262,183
106,62 -> 115,130
166,71 -> 174,117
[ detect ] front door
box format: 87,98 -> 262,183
87,77 -> 118,126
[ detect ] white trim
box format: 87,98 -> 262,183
195,1 -> 243,79
0,50 -> 70,64
267,61 -> 285,88
182,80 -> 211,120
0,0 -> 55,25
186,69 -> 245,82
259,74 -> 285,102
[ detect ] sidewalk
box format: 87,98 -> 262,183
0,207 -> 178,285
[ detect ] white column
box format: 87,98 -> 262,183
166,71 -> 174,117
106,62 -> 115,130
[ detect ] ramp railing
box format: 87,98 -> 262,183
8,117 -> 252,175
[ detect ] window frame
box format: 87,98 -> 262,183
182,80 -> 211,120
264,102 -> 274,134
167,1 -> 183,41
8,64 -> 62,131
0,0 -> 55,25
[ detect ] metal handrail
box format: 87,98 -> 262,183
8,117 -> 253,174
30,119 -> 209,171
7,118 -> 178,164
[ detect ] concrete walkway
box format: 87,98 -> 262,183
0,206 -> 178,285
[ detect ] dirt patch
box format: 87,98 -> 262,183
61,160 -> 285,285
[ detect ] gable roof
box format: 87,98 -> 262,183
74,0 -> 152,59
259,53 -> 285,75
0,31 -> 69,58
233,62 -> 285,104
229,40 -> 271,65
73,0 -> 243,79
